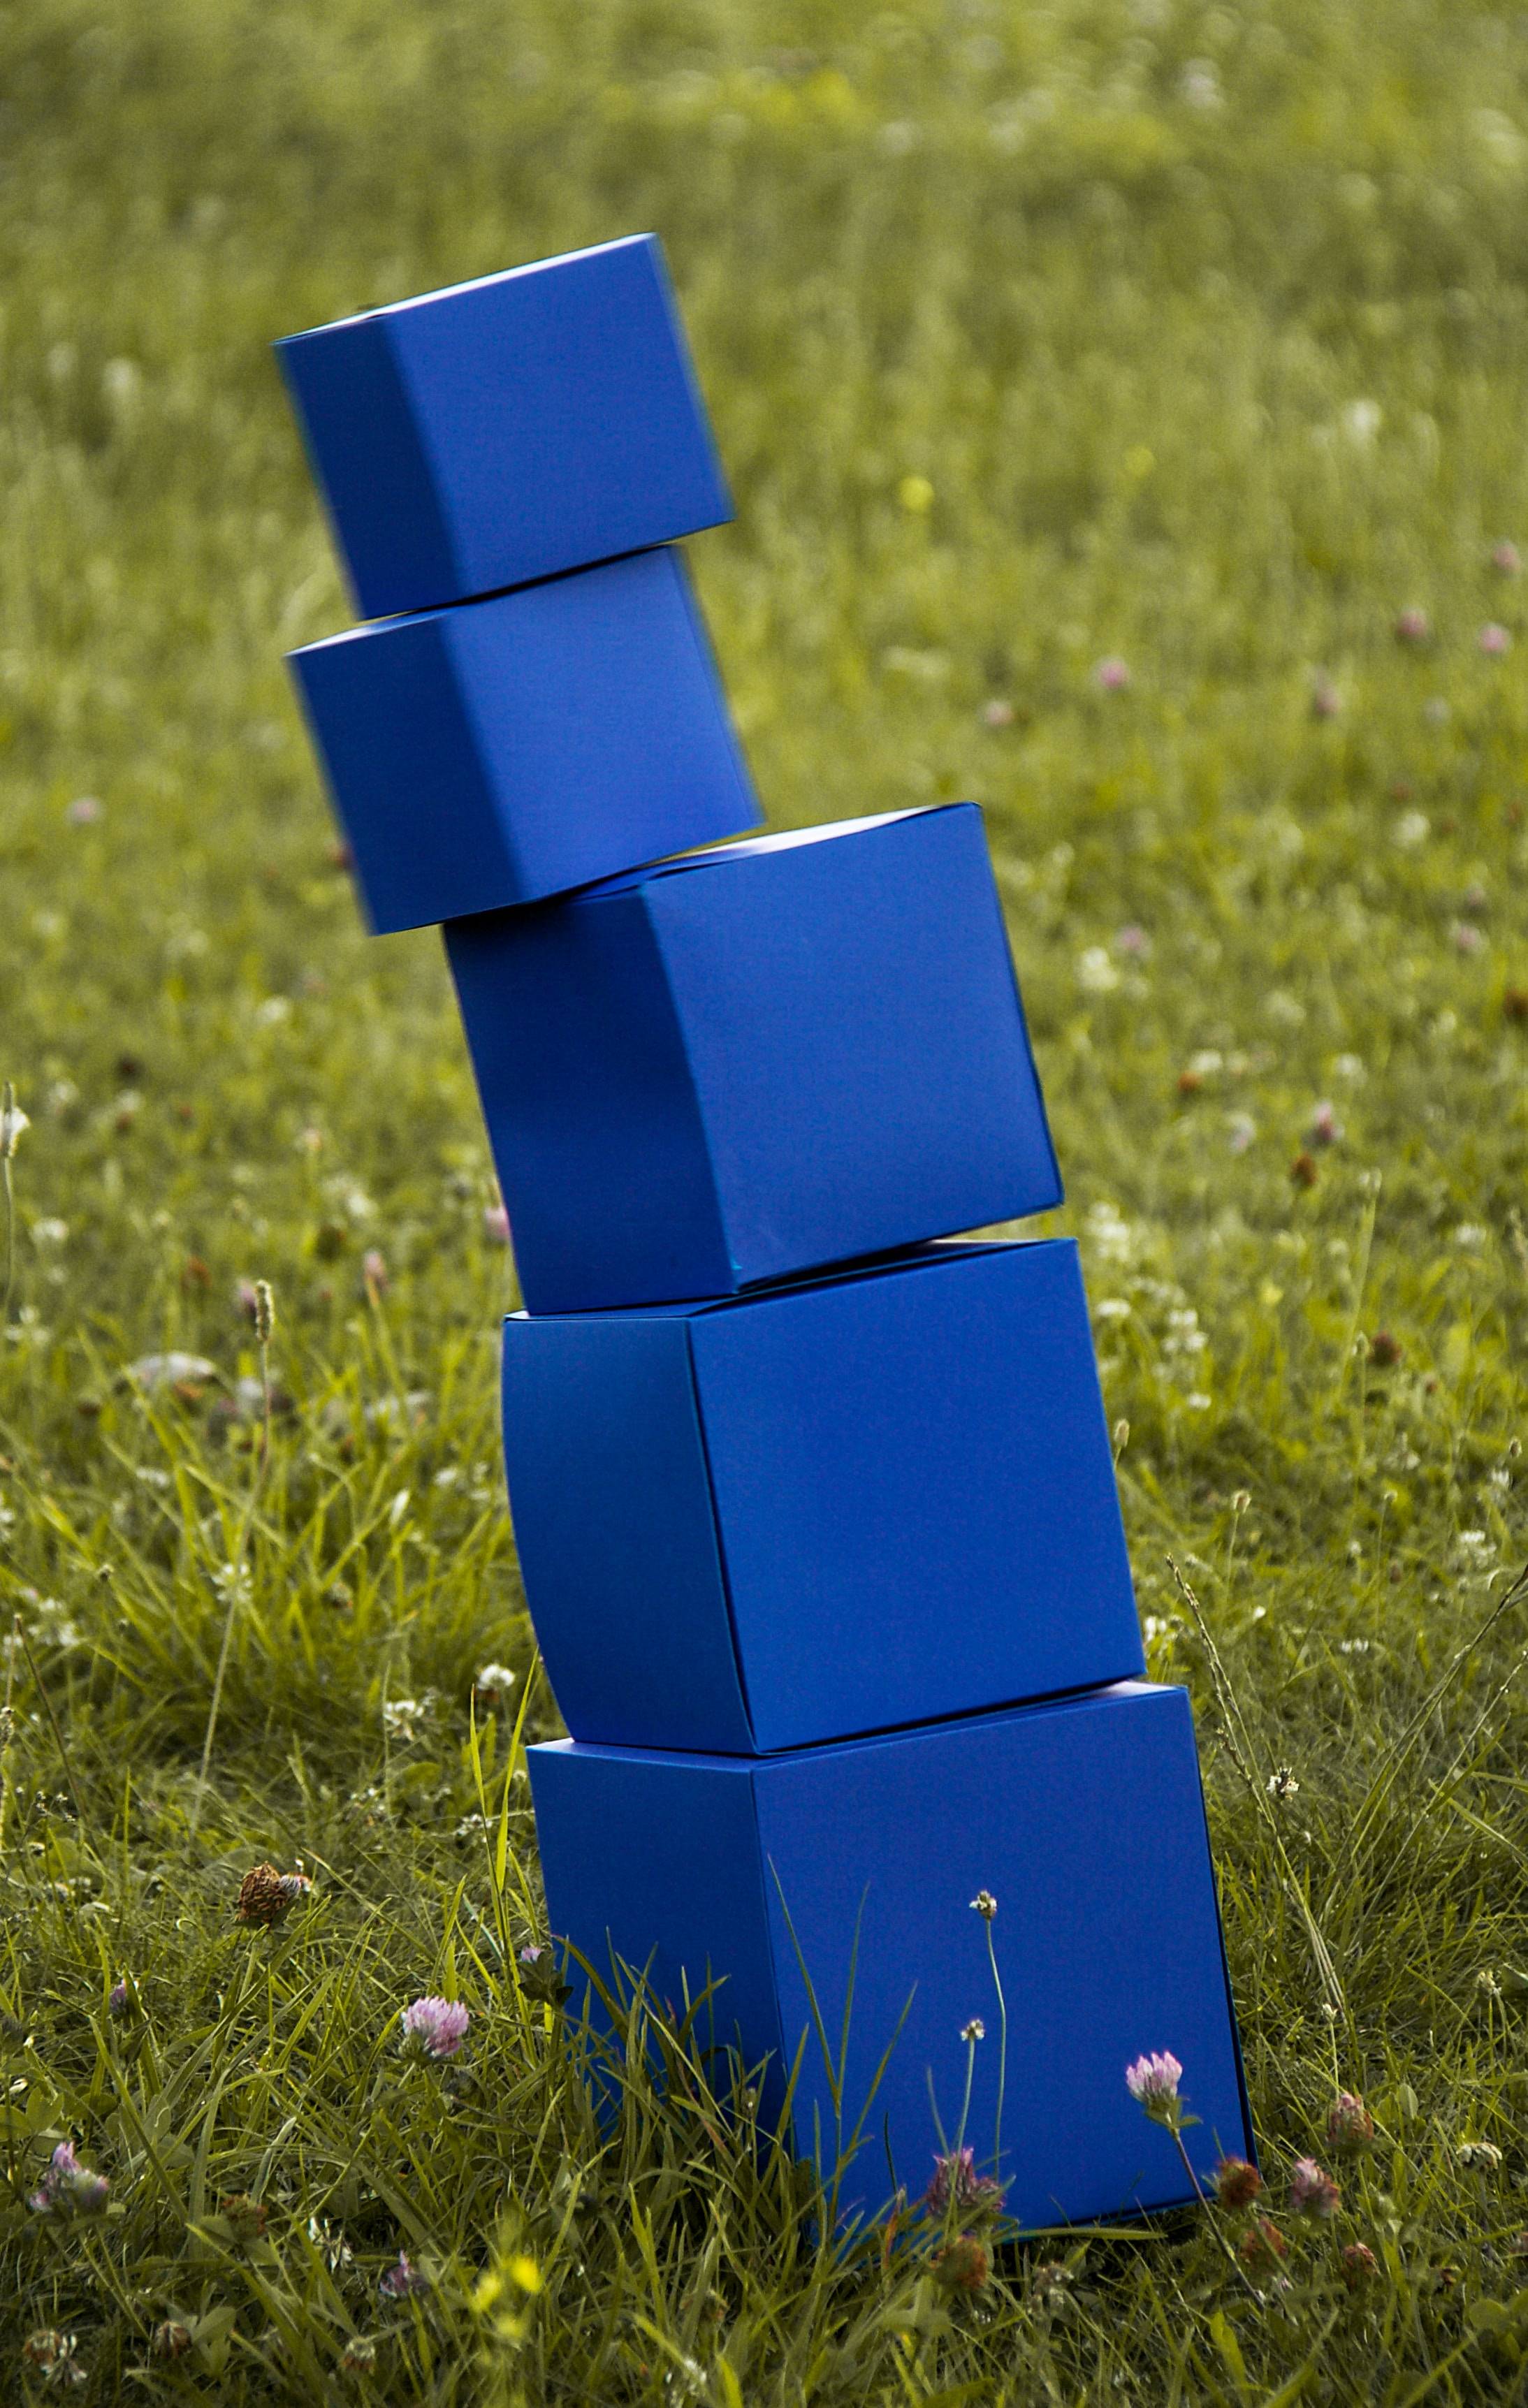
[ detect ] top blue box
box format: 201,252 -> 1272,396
445,805 -> 1063,1315
276,235 -> 732,620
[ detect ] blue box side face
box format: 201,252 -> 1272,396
689,1239 -> 1143,1751
275,316 -> 458,625
754,1684 -> 1252,2228
449,550 -> 759,903
395,237 -> 733,609
530,1740 -> 786,2112
289,618 -> 518,936
443,898 -> 733,1313
500,1314 -> 755,1753
649,805 -> 1064,1289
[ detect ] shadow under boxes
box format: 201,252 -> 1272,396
446,804 -> 1062,1315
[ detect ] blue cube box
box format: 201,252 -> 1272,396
532,1682 -> 1253,2227
289,548 -> 759,934
276,235 -> 732,620
446,804 -> 1062,1314
502,1238 -> 1142,1753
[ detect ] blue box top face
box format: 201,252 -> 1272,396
530,1682 -> 1253,2228
277,235 -> 734,620
446,803 -> 1064,1314
289,548 -> 759,932
501,1237 -> 1143,1752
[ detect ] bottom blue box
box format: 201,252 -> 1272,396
531,1682 -> 1252,2228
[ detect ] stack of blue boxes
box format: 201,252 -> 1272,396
279,235 -> 1253,2228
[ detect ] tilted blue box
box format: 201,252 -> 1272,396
276,235 -> 732,620
446,805 -> 1062,1314
532,1682 -> 1253,2228
289,548 -> 759,934
502,1238 -> 1142,1753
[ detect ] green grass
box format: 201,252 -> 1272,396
3,0 -> 1528,2393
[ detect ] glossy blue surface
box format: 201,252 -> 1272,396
446,805 -> 1063,1314
531,1684 -> 1254,2228
277,235 -> 732,620
289,548 -> 758,933
502,1239 -> 1143,1752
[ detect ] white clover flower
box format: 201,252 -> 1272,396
1179,60 -> 1222,108
1342,397 -> 1383,445
1085,1202 -> 1133,1262
383,1696 -> 428,1742
128,1352 -> 217,1391
1076,946 -> 1121,995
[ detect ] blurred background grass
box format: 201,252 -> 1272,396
3,0 -> 1528,2396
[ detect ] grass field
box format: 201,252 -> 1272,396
3,0 -> 1528,2395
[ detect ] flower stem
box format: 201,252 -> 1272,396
984,1919 -> 1007,2184
1,1151 -> 13,1331
258,1324 -> 272,1473
953,2034 -> 977,2161
1169,2122 -> 1263,2301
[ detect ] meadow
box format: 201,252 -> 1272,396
2,0 -> 1528,2395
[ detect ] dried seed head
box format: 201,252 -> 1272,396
1215,2156 -> 1263,2210
235,1863 -> 294,1929
150,2321 -> 192,2360
1239,2217 -> 1288,2267
932,2232 -> 990,2291
1341,2242 -> 1378,2289
252,1280 -> 275,1345
1326,2092 -> 1374,2151
219,2192 -> 268,2245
